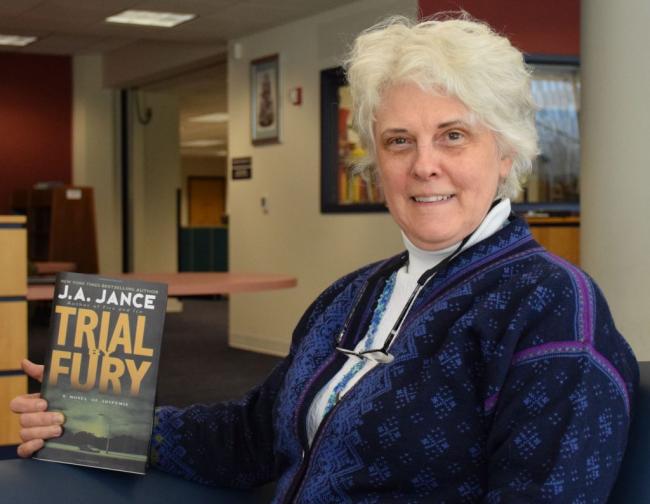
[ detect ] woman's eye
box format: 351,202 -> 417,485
446,130 -> 463,141
388,137 -> 409,145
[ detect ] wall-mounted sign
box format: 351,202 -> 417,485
232,157 -> 252,180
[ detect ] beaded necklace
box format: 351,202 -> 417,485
322,271 -> 397,416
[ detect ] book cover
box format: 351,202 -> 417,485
34,272 -> 167,474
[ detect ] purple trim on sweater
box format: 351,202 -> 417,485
542,253 -> 595,344
442,232 -> 535,289
512,341 -> 631,415
403,247 -> 541,335
512,340 -> 590,365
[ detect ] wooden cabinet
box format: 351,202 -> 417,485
11,186 -> 98,273
0,215 -> 28,446
526,216 -> 580,265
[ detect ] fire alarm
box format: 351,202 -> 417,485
289,87 -> 302,105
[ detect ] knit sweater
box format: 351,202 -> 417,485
151,216 -> 639,503
306,199 -> 513,445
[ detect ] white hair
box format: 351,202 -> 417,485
343,14 -> 539,198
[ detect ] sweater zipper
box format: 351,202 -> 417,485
282,259 -> 408,503
280,362 -> 383,504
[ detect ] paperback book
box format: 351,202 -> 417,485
34,272 -> 167,474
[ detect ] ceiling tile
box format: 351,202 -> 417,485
0,0 -> 44,17
17,33 -> 99,55
80,36 -> 135,53
0,0 -> 366,55
132,0 -> 240,16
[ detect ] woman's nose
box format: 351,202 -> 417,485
411,144 -> 441,179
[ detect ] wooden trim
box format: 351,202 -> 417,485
0,216 -> 28,446
0,376 -> 27,445
526,216 -> 580,226
0,225 -> 26,297
0,301 -> 27,370
28,272 -> 297,300
0,216 -> 26,225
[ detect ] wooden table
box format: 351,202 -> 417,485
32,261 -> 76,275
27,272 -> 297,301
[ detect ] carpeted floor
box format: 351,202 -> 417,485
27,298 -> 284,407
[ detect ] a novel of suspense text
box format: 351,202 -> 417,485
35,272 -> 167,474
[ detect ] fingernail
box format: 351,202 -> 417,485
53,413 -> 64,424
36,400 -> 47,409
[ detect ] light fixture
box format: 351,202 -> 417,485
181,140 -> 226,148
0,35 -> 37,47
188,113 -> 229,123
106,10 -> 196,28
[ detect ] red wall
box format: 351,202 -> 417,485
418,0 -> 579,55
0,52 -> 72,214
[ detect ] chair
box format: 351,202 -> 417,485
608,361 -> 650,502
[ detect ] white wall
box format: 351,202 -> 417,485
581,0 -> 650,360
131,91 -> 181,273
228,0 -> 418,355
72,54 -> 122,274
73,60 -> 181,275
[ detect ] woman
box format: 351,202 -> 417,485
12,15 -> 638,503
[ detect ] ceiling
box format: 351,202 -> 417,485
0,0 -> 357,55
0,0 -> 357,158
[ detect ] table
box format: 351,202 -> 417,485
27,272 -> 297,301
32,261 -> 77,275
0,459 -> 275,503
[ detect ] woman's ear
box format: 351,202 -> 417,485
499,154 -> 513,179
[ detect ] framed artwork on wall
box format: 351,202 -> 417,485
320,66 -> 386,213
250,54 -> 280,145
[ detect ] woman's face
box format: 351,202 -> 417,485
374,83 -> 512,251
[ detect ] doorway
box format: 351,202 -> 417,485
137,62 -> 229,272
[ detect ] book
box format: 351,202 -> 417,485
34,272 -> 167,474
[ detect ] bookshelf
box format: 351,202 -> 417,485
11,186 -> 98,274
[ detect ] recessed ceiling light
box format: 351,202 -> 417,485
106,10 -> 196,28
181,140 -> 226,148
189,113 -> 229,123
0,35 -> 37,47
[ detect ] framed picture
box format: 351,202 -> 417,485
320,66 -> 386,213
250,54 -> 280,145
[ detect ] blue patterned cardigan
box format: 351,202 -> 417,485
151,217 -> 639,503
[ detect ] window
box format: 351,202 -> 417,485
514,58 -> 581,213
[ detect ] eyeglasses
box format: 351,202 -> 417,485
334,232 -> 472,364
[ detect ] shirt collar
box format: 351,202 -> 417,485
401,199 -> 512,277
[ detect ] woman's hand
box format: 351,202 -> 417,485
9,359 -> 64,458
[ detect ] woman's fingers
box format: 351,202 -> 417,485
20,424 -> 63,443
21,359 -> 44,383
9,394 -> 47,414
19,411 -> 65,428
17,439 -> 44,458
10,360 -> 55,459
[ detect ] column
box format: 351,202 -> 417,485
581,0 -> 650,360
